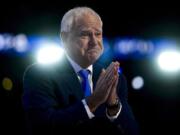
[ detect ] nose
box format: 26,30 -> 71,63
89,34 -> 98,46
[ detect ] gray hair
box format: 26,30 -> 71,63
60,7 -> 102,32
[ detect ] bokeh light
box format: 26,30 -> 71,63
131,76 -> 144,90
2,77 -> 13,91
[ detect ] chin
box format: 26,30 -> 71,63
88,55 -> 99,64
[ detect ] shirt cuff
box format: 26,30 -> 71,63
82,99 -> 95,119
106,101 -> 122,121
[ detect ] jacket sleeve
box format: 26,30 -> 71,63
22,65 -> 89,133
114,74 -> 140,135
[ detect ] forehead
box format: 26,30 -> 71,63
73,13 -> 102,31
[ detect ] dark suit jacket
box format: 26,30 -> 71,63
22,56 -> 139,135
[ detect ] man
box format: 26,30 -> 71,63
22,7 -> 139,135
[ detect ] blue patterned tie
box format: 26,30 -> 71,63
79,69 -> 91,97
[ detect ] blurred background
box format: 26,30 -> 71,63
0,1 -> 180,135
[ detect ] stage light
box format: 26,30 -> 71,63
157,50 -> 180,72
131,76 -> 144,90
36,45 -> 64,65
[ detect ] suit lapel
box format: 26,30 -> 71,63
64,72 -> 84,99
57,56 -> 84,99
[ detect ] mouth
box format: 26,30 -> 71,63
87,50 -> 99,55
87,48 -> 99,52
87,49 -> 101,59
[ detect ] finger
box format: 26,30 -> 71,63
107,75 -> 119,100
106,77 -> 117,99
96,68 -> 106,84
97,68 -> 106,80
114,61 -> 120,67
114,61 -> 120,74
104,62 -> 116,78
106,61 -> 119,75
99,72 -> 116,93
100,68 -> 106,76
95,62 -> 117,92
97,62 -> 115,85
106,73 -> 118,88
105,63 -> 118,81
105,62 -> 115,74
113,74 -> 119,90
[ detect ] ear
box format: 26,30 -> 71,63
60,32 -> 68,43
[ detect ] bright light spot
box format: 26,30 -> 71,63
157,50 -> 180,72
2,77 -> 13,91
13,34 -> 29,52
132,76 -> 144,90
36,45 -> 64,65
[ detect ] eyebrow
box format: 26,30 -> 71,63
80,28 -> 102,33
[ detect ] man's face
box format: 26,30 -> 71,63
64,13 -> 103,68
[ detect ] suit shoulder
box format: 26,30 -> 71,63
24,63 -> 52,74
23,63 -> 60,81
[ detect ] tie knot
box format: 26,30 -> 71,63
79,69 -> 89,79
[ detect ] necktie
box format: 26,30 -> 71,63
78,69 -> 91,97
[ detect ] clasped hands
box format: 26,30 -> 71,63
86,61 -> 120,114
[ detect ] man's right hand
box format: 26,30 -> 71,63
86,62 -> 119,112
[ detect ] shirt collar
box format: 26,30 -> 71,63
66,54 -> 93,74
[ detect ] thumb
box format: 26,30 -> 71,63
100,68 -> 106,76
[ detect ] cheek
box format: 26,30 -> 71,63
73,40 -> 88,55
98,40 -> 103,51
77,39 -> 89,50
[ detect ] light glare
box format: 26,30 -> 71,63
37,45 -> 64,65
157,51 -> 180,72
